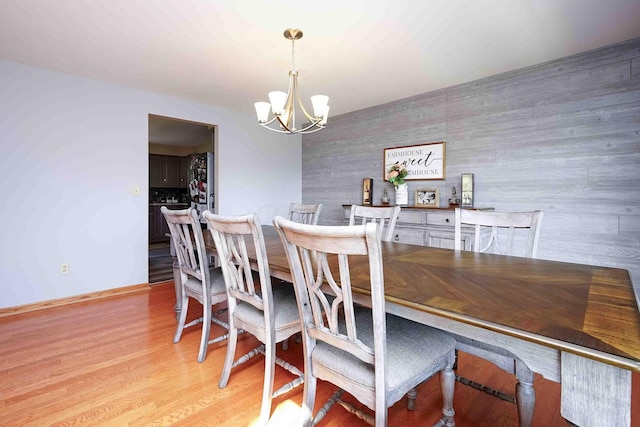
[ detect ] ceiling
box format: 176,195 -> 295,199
2,0 -> 640,129
148,115 -> 213,147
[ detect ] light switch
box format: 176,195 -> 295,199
132,186 -> 140,196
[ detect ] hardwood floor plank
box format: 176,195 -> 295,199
1,282 -> 636,426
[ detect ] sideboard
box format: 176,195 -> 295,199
342,205 -> 494,250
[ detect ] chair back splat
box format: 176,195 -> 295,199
274,216 -> 456,427
203,211 -> 303,425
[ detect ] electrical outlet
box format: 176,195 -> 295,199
132,186 -> 140,196
60,263 -> 69,275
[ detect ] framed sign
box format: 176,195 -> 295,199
415,188 -> 439,207
383,141 -> 446,181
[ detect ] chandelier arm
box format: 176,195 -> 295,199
275,115 -> 293,133
259,122 -> 292,134
299,126 -> 327,134
296,118 -> 324,133
260,118 -> 324,134
281,71 -> 296,130
292,74 -> 317,123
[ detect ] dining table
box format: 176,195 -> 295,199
178,224 -> 640,427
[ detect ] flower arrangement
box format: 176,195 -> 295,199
387,163 -> 408,186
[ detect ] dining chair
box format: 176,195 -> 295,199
202,211 -> 304,425
454,208 -> 544,258
453,208 -> 544,427
274,216 -> 456,427
288,202 -> 323,225
285,202 -> 323,348
161,207 -> 229,363
348,205 -> 401,242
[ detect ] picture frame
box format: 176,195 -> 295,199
415,188 -> 439,207
362,178 -> 373,206
383,141 -> 446,181
461,173 -> 474,207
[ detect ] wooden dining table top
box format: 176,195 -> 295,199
203,225 -> 640,372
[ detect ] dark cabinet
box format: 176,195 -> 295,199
149,154 -> 188,188
149,155 -> 165,187
178,156 -> 189,187
149,204 -> 188,243
149,205 -> 167,243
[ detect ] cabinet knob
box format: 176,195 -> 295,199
445,218 -> 450,223
394,234 -> 399,241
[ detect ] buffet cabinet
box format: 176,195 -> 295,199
342,205 -> 494,250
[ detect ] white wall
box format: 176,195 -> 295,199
0,59 -> 301,309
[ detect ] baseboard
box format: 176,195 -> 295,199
0,283 -> 150,318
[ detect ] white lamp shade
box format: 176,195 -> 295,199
311,95 -> 329,118
254,102 -> 271,123
320,106 -> 330,125
268,91 -> 287,115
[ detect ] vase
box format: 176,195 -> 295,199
394,183 -> 408,205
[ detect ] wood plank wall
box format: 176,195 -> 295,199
302,37 -> 640,294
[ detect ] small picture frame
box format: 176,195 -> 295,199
415,188 -> 439,207
461,173 -> 474,207
362,178 -> 373,206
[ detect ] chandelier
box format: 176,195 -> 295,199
254,29 -> 330,134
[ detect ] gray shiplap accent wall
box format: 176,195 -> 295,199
302,38 -> 640,293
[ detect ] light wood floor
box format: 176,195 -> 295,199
1,282 -> 638,426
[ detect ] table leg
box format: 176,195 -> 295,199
515,360 -> 534,427
561,352 -> 631,426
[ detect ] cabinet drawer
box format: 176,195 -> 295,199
426,211 -> 454,226
397,210 -> 425,225
391,227 -> 425,246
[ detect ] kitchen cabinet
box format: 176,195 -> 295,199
178,156 -> 189,187
149,154 -> 188,188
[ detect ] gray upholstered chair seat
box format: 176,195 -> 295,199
313,308 -> 456,407
183,267 -> 226,294
233,283 -> 301,340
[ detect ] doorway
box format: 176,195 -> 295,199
148,114 -> 216,284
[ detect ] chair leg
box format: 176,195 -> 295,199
173,295 -> 189,343
406,387 -> 417,411
304,374 -> 318,427
197,302 -> 212,363
257,338 -> 276,424
437,353 -> 456,427
515,361 -> 535,427
219,321 -> 238,389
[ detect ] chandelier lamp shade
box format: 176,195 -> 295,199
254,28 -> 330,134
